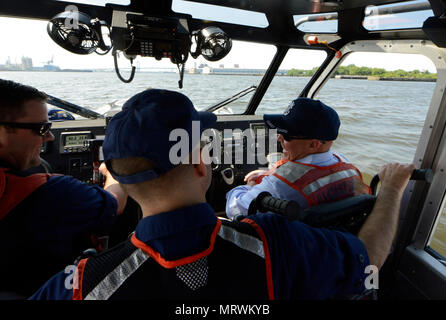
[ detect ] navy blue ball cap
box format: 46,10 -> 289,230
103,89 -> 217,184
263,98 -> 340,141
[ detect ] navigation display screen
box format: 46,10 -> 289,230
65,134 -> 89,147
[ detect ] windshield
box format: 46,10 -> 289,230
0,16 -> 280,117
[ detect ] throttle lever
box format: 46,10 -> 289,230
248,192 -> 302,220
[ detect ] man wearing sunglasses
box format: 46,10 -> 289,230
226,97 -> 370,220
0,79 -> 127,297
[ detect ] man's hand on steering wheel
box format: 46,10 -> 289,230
244,169 -> 269,186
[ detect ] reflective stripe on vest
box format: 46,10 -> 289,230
217,223 -> 265,258
84,248 -> 150,300
0,167 -> 50,220
272,158 -> 370,206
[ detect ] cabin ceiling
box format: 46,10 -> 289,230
0,0 -> 428,19
0,0 -> 437,47
184,0 -> 409,14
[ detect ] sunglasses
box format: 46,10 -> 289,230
281,133 -> 308,142
0,121 -> 52,136
281,133 -> 327,144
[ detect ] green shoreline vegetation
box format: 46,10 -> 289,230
287,64 -> 437,79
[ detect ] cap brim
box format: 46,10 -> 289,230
198,111 -> 217,130
263,114 -> 288,133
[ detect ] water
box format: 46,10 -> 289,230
1,71 -> 435,176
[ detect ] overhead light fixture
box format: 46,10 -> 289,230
190,27 -> 232,61
47,11 -> 111,55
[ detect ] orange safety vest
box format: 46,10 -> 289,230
0,167 -> 50,221
257,155 -> 371,207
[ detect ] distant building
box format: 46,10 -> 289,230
21,57 -> 33,70
200,67 -> 288,75
42,64 -> 61,71
0,56 -> 34,71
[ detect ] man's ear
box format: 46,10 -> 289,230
309,139 -> 322,151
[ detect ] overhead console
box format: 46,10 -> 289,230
46,8 -> 232,88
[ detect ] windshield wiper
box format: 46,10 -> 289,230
46,94 -> 104,120
205,85 -> 257,113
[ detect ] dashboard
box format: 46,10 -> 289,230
41,116 -> 278,212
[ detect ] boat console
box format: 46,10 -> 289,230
39,115 -> 277,213
2,0 -> 446,301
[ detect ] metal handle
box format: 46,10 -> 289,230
370,168 -> 433,195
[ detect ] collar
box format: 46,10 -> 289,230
135,203 -> 217,242
295,150 -> 338,166
0,161 -> 29,177
133,203 -> 218,262
0,160 -> 12,170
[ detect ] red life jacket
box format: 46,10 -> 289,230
0,167 -> 50,221
257,155 -> 371,207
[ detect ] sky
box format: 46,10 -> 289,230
0,0 -> 437,72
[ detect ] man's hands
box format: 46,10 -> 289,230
378,162 -> 415,195
99,162 -> 128,216
244,169 -> 269,186
99,162 -> 111,178
358,162 -> 415,269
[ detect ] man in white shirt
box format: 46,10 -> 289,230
226,97 -> 370,220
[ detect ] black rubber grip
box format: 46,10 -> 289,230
410,168 -> 433,183
254,192 -> 302,219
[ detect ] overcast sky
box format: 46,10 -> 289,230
0,0 -> 436,72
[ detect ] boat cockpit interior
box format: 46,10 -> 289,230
1,0 -> 446,300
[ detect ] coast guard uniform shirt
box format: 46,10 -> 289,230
18,175 -> 118,257
0,165 -> 118,295
30,202 -> 370,300
226,151 -> 349,219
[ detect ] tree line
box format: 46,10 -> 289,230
286,64 -> 436,79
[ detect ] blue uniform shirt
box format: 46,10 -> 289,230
26,175 -> 118,257
226,151 -> 349,219
2,173 -> 118,262
0,170 -> 118,297
30,202 -> 369,300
